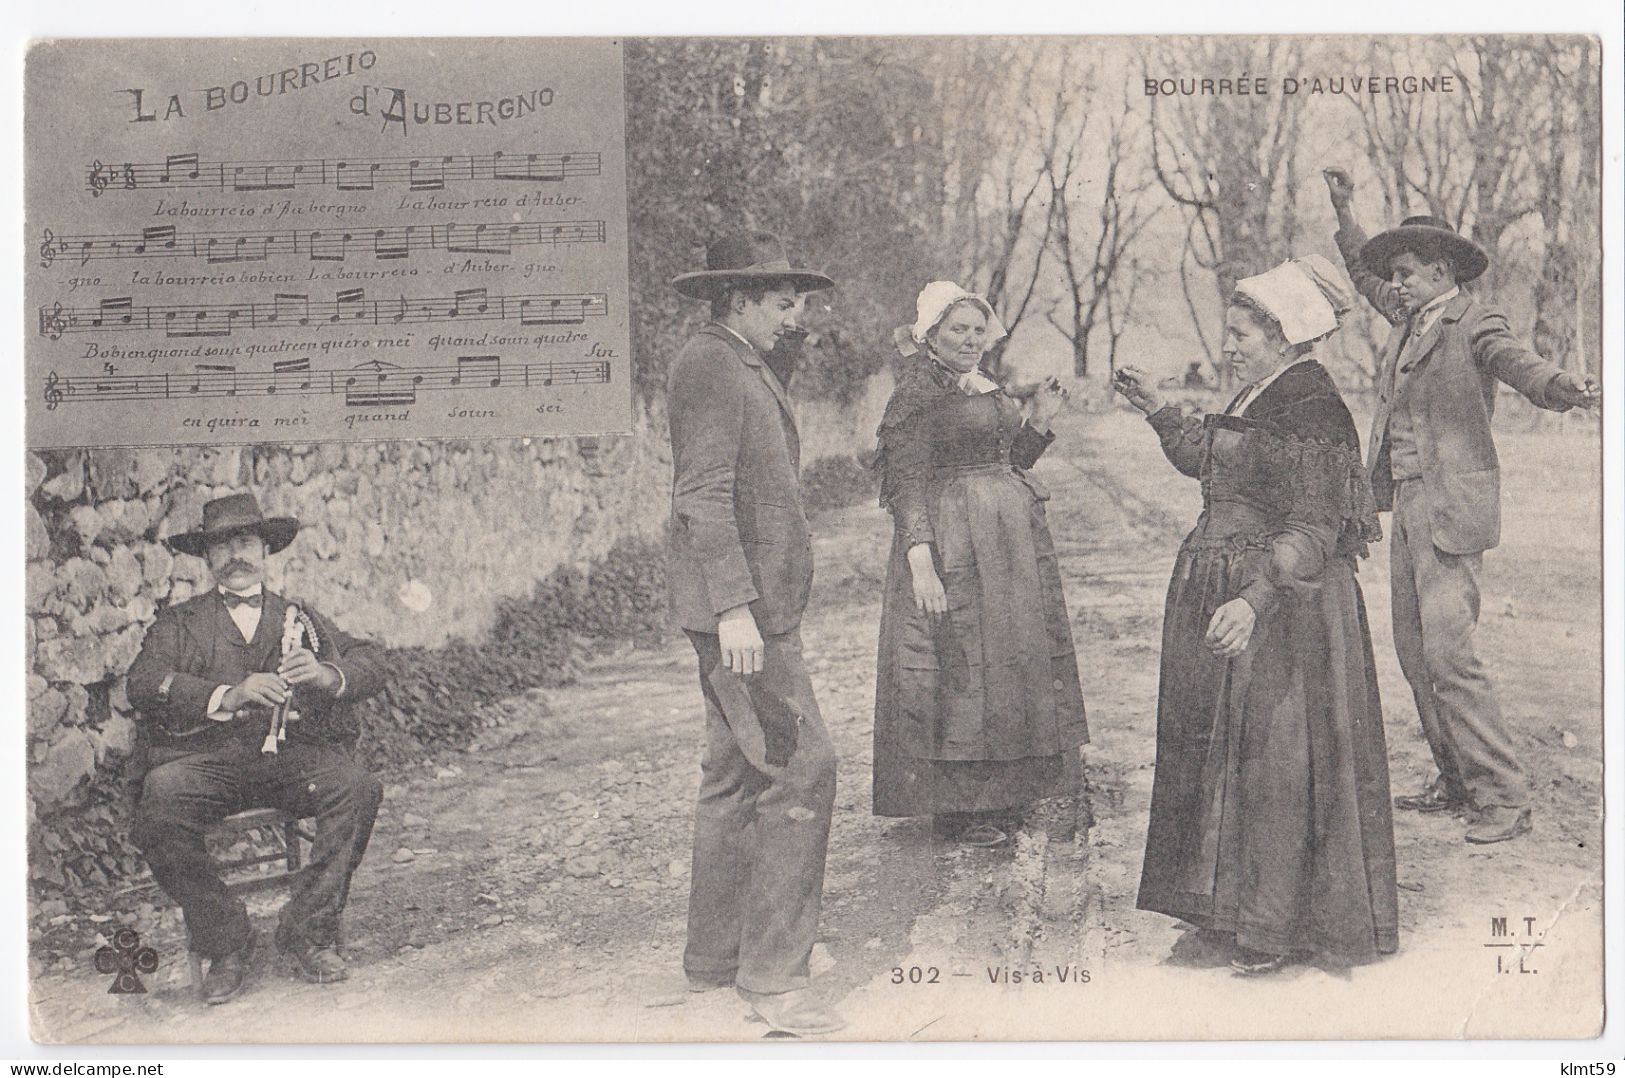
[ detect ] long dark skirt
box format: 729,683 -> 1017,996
1136,539 -> 1399,962
873,467 -> 1088,817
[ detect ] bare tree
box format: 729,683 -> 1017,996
1143,37 -> 1311,385
1044,64 -> 1161,379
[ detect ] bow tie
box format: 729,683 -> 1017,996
221,591 -> 263,609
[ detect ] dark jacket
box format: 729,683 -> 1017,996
126,589 -> 387,769
1334,224 -> 1573,555
666,323 -> 813,635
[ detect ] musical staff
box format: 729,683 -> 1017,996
38,289 -> 609,339
40,355 -> 613,410
85,151 -> 600,196
37,220 -> 607,269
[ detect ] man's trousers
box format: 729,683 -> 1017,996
682,628 -> 838,995
1389,478 -> 1529,810
131,741 -> 383,958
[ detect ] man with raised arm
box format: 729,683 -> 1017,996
1323,168 -> 1598,845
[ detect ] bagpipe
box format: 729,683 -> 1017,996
263,603 -> 320,755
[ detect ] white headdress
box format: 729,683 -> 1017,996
1233,255 -> 1353,345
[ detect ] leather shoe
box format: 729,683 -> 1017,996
739,987 -> 846,1036
279,937 -> 349,983
1465,805 -> 1532,844
202,931 -> 256,1005
1394,779 -> 1467,814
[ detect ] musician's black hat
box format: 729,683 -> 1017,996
166,492 -> 299,558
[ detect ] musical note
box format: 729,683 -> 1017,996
187,364 -> 239,396
408,157 -> 447,191
450,288 -> 490,318
334,288 -> 368,325
455,355 -> 503,387
135,226 -> 178,255
269,293 -> 312,327
372,227 -> 410,261
269,358 -> 316,395
307,230 -> 352,263
334,160 -> 380,191
161,153 -> 201,183
94,297 -> 136,329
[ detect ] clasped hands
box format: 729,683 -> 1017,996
220,648 -> 340,712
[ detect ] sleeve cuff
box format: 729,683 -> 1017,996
1541,371 -> 1575,413
206,684 -> 233,722
321,662 -> 348,698
1237,578 -> 1280,619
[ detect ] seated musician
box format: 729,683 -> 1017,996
126,492 -> 388,1004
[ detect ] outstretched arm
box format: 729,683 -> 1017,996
1471,308 -> 1599,412
1324,168 -> 1406,326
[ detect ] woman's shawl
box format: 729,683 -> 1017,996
1226,361 -> 1383,558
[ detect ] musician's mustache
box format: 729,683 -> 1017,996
222,560 -> 255,574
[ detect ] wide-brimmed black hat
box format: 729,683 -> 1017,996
1359,215 -> 1489,283
672,231 -> 835,301
166,492 -> 299,558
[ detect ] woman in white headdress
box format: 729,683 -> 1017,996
1114,256 -> 1398,974
871,282 -> 1087,848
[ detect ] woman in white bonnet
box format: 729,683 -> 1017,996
1115,256 -> 1398,974
871,282 -> 1087,848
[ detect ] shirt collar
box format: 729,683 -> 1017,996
708,321 -> 757,355
1414,286 -> 1459,323
218,583 -> 264,599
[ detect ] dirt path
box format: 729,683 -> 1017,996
32,409 -> 1603,1043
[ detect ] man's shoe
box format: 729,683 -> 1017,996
738,987 -> 846,1036
201,931 -> 256,1005
1465,806 -> 1532,844
1394,780 -> 1467,814
278,937 -> 349,984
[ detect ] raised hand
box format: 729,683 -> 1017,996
1028,376 -> 1071,430
1322,167 -> 1355,207
1113,366 -> 1164,415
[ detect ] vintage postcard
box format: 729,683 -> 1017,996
22,34 -> 1605,1043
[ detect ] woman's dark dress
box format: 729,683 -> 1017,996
1135,360 -> 1399,963
872,357 -> 1089,817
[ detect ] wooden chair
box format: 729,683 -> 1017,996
185,806 -> 314,994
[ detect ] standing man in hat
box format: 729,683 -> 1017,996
126,492 -> 389,1003
664,231 -> 843,1035
1324,168 -> 1599,845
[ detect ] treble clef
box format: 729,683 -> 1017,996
43,371 -> 64,411
41,302 -> 67,340
88,160 -> 109,197
39,228 -> 57,269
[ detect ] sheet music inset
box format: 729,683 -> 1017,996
26,39 -> 633,448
